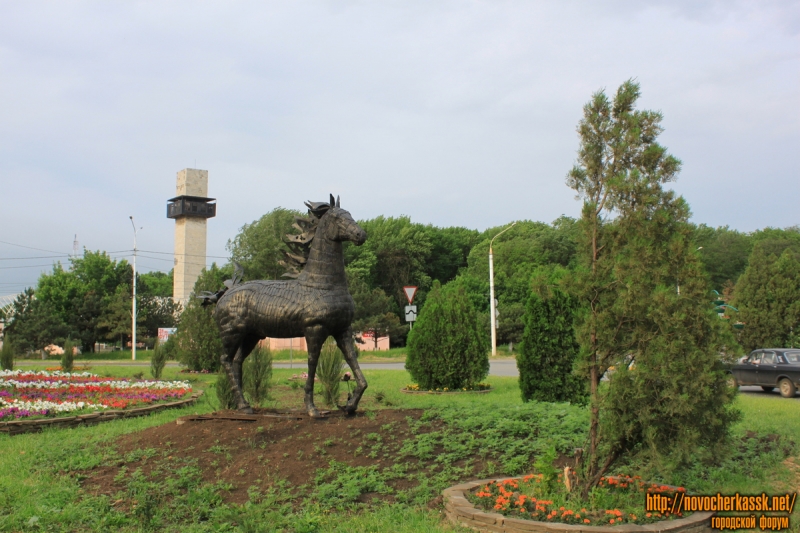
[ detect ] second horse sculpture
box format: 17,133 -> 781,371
208,195 -> 368,418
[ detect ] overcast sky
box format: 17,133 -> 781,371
1,0 -> 797,295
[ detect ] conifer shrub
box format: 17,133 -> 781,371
244,344 -> 273,407
316,338 -> 345,407
0,335 -> 14,371
405,281 -> 489,390
150,337 -> 167,379
61,339 -> 75,373
518,267 -> 586,404
214,369 -> 237,410
174,265 -> 229,371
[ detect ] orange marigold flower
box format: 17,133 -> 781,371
610,519 -> 615,524
584,519 -> 591,524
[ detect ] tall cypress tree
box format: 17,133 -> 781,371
517,266 -> 585,404
734,244 -> 800,350
566,80 -> 739,493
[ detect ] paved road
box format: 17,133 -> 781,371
274,359 -> 521,377
738,385 -> 800,401
16,359 -> 522,376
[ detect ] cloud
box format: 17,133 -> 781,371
0,1 -> 797,291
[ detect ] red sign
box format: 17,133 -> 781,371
403,286 -> 418,305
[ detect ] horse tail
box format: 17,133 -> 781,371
198,262 -> 244,307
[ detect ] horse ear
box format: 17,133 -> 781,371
336,195 -> 340,208
305,201 -> 330,218
329,194 -> 335,207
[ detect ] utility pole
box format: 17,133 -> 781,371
130,216 -> 139,361
489,222 -> 516,356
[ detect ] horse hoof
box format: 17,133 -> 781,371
308,408 -> 325,418
239,406 -> 254,415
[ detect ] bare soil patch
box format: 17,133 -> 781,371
82,408 -> 454,505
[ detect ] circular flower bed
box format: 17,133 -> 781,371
402,382 -> 492,394
468,475 -> 689,526
0,370 -> 192,420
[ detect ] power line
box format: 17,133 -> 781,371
0,255 -> 71,261
0,263 -> 65,270
138,249 -> 231,259
0,239 -> 69,255
137,254 -> 215,268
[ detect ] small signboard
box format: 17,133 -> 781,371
158,327 -> 177,341
405,305 -> 417,322
403,286 -> 418,305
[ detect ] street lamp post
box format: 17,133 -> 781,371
489,222 -> 516,356
130,216 -> 140,361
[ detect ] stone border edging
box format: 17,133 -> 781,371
443,477 -> 713,533
0,391 -> 203,436
400,388 -> 492,395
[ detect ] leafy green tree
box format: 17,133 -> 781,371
96,285 -> 145,348
451,217 -> 580,318
227,208 -> 302,280
33,250 -> 131,352
694,224 -> 753,290
139,270 -> 174,297
345,216 -> 434,310
518,267 -> 585,404
734,242 -> 800,350
750,226 -> 800,251
349,276 -> 407,349
0,335 -> 14,370
565,80 -> 738,493
174,264 -> 230,371
405,281 -> 489,390
138,294 -> 180,338
423,225 -> 481,284
4,288 -> 70,353
496,302 -> 525,346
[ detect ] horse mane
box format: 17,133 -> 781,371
279,198 -> 335,278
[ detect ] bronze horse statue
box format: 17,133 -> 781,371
203,195 -> 368,418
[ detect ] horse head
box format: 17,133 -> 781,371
306,195 -> 367,246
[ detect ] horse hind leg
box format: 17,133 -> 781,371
232,336 -> 260,414
334,328 -> 367,415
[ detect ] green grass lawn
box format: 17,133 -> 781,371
1,366 -> 797,532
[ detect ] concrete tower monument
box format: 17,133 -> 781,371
167,169 -> 216,304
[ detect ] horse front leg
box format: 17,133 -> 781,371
304,326 -> 327,418
232,337 -> 259,414
334,328 -> 367,415
220,345 -> 249,413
